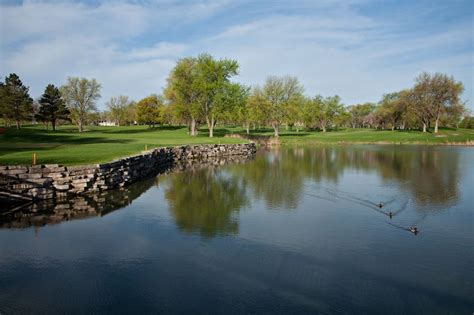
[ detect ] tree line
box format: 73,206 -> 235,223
0,53 -> 470,135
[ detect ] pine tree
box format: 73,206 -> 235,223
38,84 -> 70,131
1,73 -> 33,129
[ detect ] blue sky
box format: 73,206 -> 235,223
1,0 -> 472,110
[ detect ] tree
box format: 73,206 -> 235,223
262,75 -> 304,137
245,88 -> 270,131
304,95 -> 344,132
37,84 -> 70,131
193,54 -> 242,137
283,94 -> 305,131
459,116 -> 474,129
164,57 -> 201,136
0,73 -> 33,129
60,77 -> 101,132
136,95 -> 163,128
348,103 -> 375,128
412,72 -> 464,133
106,95 -> 132,126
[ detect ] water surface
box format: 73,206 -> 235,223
1,146 -> 473,314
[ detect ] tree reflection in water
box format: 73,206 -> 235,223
162,168 -> 248,238
1,146 -> 462,237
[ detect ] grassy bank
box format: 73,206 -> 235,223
0,125 -> 472,165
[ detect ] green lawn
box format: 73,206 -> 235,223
0,125 -> 472,165
243,127 -> 474,145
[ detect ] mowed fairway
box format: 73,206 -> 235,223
252,127 -> 474,145
0,125 -> 245,165
0,125 -> 472,165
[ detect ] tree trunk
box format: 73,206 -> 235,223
422,122 -> 427,133
190,118 -> 197,136
322,126 -> 326,132
206,116 -> 215,138
15,120 -> 20,130
272,123 -> 279,137
52,119 -> 56,132
245,123 -> 250,134
391,126 -> 395,131
434,118 -> 439,133
78,119 -> 84,132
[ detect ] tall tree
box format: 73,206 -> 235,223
136,95 -> 163,128
0,73 -> 33,129
164,57 -> 201,136
348,103 -> 375,128
262,75 -> 304,137
304,95 -> 344,132
193,54 -> 242,137
60,77 -> 101,132
106,95 -> 131,126
412,72 -> 464,133
37,84 -> 70,131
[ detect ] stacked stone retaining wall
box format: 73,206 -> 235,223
0,143 -> 256,203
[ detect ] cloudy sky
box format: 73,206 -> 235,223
1,0 -> 472,110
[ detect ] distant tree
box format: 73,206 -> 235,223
125,101 -> 137,126
0,73 -> 33,129
60,77 -> 101,132
262,75 -> 304,137
459,116 -> 474,129
304,95 -> 344,132
106,95 -> 132,126
303,95 -> 323,130
411,72 -> 464,133
283,93 -> 305,131
246,88 -> 270,131
136,95 -> 163,128
161,104 -> 175,126
37,84 -> 70,131
164,57 -> 201,136
348,103 -> 375,128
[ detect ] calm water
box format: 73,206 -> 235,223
0,146 -> 473,314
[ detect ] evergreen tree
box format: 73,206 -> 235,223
0,73 -> 33,129
38,84 -> 70,131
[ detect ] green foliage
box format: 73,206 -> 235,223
0,73 -> 33,129
304,95 -> 344,132
164,53 -> 244,137
37,84 -> 70,131
261,75 -> 304,136
459,116 -> 474,129
60,77 -> 101,132
411,72 -> 464,132
347,103 -> 375,128
135,95 -> 163,127
164,57 -> 201,135
106,95 -> 135,126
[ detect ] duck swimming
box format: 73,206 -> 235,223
409,226 -> 418,234
378,203 -> 383,208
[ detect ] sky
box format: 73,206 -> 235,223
1,0 -> 472,111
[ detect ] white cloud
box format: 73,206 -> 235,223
0,0 -> 471,109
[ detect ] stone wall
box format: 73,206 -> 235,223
0,143 -> 256,203
0,153 -> 255,229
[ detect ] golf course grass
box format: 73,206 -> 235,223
0,124 -> 472,165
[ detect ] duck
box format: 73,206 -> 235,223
409,226 -> 418,234
388,211 -> 393,219
378,203 -> 383,208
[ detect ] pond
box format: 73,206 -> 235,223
0,146 -> 473,314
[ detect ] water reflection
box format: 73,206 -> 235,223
0,146 -> 463,232
0,178 -> 156,229
230,146 -> 461,210
163,168 -> 248,238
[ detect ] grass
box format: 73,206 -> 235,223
241,127 -> 474,145
0,125 -> 472,165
